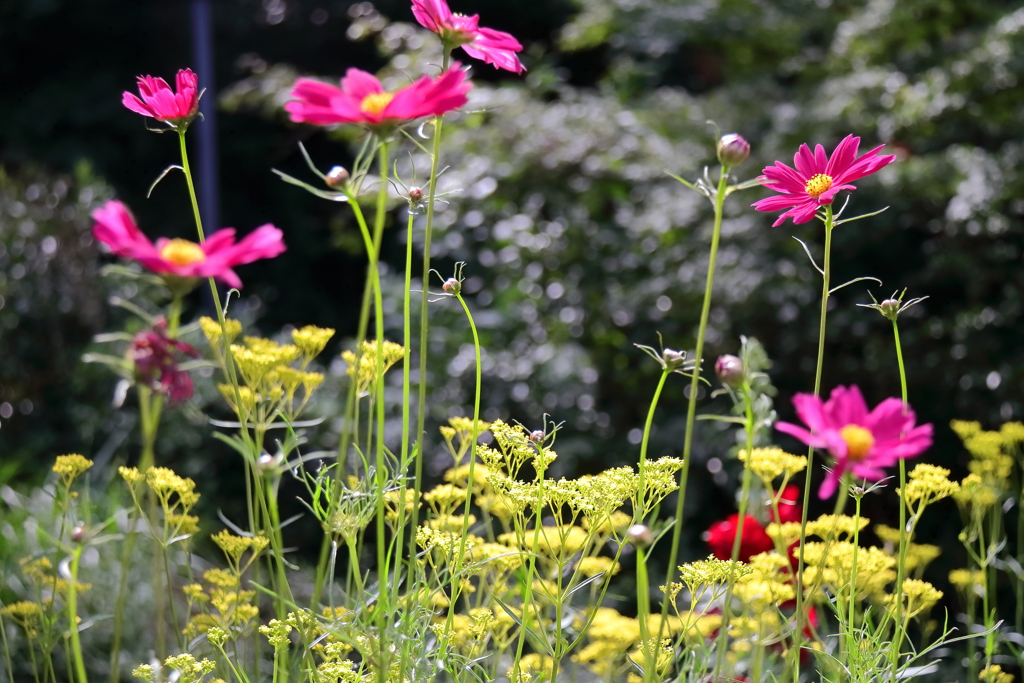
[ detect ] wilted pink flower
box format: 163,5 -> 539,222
752,135 -> 896,227
775,386 -> 933,499
91,201 -> 285,289
285,67 -> 470,129
412,0 -> 525,74
122,69 -> 200,125
129,319 -> 200,403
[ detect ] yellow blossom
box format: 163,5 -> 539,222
738,447 -> 807,481
53,454 -> 93,486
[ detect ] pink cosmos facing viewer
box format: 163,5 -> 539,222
775,385 -> 933,499
285,66 -> 471,128
412,0 -> 525,74
752,135 -> 896,227
122,69 -> 201,124
91,200 -> 286,289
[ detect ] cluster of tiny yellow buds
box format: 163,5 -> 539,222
640,457 -> 685,505
802,542 -> 896,595
950,419 -> 982,440
199,316 -> 242,345
954,474 -> 999,510
217,384 -> 256,414
522,525 -> 590,558
1000,421 -> 1024,447
426,514 -> 476,534
163,654 -> 216,683
979,665 -> 1015,683
168,513 -> 200,536
0,601 -> 43,627
292,325 -> 335,361
183,584 -> 205,601
949,568 -> 986,593
259,619 -> 293,649
447,416 -> 492,439
508,654 -> 553,683
738,447 -> 807,481
577,556 -> 620,578
423,484 -> 468,509
805,514 -> 870,540
968,453 -> 1014,482
341,340 -> 405,393
747,551 -> 791,578
231,344 -> 284,387
583,510 -> 634,536
119,465 -> 145,486
206,626 -> 229,648
904,543 -> 941,572
146,467 -> 199,502
898,464 -> 960,505
316,661 -> 361,683
211,530 -> 269,565
677,556 -> 751,591
444,463 -> 492,491
53,454 -> 94,486
467,541 -> 523,574
734,575 -> 796,610
20,556 -> 54,582
203,568 -> 239,589
765,521 -> 802,544
964,430 -> 1005,459
132,665 -> 154,681
888,579 -> 943,618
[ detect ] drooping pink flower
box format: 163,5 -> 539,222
129,318 -> 201,403
775,386 -> 933,499
412,0 -> 525,74
285,66 -> 471,129
91,201 -> 285,289
122,69 -> 201,125
752,135 -> 896,227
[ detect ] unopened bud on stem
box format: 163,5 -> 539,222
71,524 -> 86,544
325,166 -> 349,189
663,349 -> 685,369
529,430 -> 544,443
717,133 -> 750,168
714,354 -> 745,387
442,278 -> 461,295
880,299 -> 900,321
627,524 -> 654,547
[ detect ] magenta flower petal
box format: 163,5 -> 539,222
775,384 -> 932,499
123,69 -> 199,125
411,0 -> 525,74
752,135 -> 896,226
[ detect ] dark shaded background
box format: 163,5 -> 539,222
3,0 -> 1024,658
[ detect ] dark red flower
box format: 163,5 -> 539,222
706,514 -> 775,562
128,319 -> 200,403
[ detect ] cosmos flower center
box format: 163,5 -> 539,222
360,92 -> 394,116
160,238 -> 206,266
840,425 -> 875,462
805,173 -> 834,198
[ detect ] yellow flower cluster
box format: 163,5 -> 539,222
341,339 -> 405,395
885,579 -> 942,618
119,466 -> 200,542
259,618 -> 293,649
211,530 -> 269,570
738,447 -> 807,482
979,665 -> 1015,683
801,542 -> 896,600
134,654 -> 215,683
949,568 -> 986,594
898,464 -> 960,507
52,454 -> 93,487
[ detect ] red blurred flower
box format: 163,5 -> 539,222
285,67 -> 471,129
122,69 -> 200,126
91,201 -> 285,289
129,319 -> 200,403
706,486 -> 802,562
752,135 -> 896,226
412,0 -> 525,74
776,385 -> 933,499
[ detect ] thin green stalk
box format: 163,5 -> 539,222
846,490 -> 862,665
791,204 -> 834,681
889,318 -> 910,679
711,385 -> 757,681
1017,449 -> 1024,635
638,370 -> 670,482
0,610 -> 15,683
659,164 -> 730,639
66,546 -> 88,683
411,48 -> 453,558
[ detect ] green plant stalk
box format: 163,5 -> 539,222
636,544 -> 654,680
66,545 -> 88,683
510,470 -> 549,683
889,318 -> 910,679
711,384 -> 757,682
0,611 -> 15,683
638,370 -> 670,483
659,164 -> 730,640
847,491 -> 862,666
411,47 -> 453,559
791,203 -> 834,681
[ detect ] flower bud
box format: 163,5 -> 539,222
626,524 -> 653,547
442,278 -> 461,295
717,133 -> 750,168
714,355 -> 745,388
529,430 -> 544,443
257,453 -> 275,469
408,187 -> 424,204
71,524 -> 86,544
663,349 -> 685,369
325,166 -> 349,189
880,299 -> 900,321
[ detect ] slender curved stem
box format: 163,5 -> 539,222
66,546 -> 88,683
791,204 -> 833,681
889,319 -> 910,678
659,165 -> 730,638
638,370 -> 670,483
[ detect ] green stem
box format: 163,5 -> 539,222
66,546 -> 88,683
711,385 -> 757,681
411,48 -> 452,560
847,491 -> 862,664
659,164 -> 730,639
889,318 -> 910,679
636,545 -> 653,678
638,370 -> 670,484
791,204 -> 834,681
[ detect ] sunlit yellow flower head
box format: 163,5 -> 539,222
738,447 -> 807,482
341,340 -> 405,394
53,454 -> 93,487
291,325 -> 335,363
979,664 -> 1014,683
898,464 -> 960,506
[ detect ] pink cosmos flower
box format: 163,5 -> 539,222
752,135 -> 896,227
775,386 -> 933,499
122,69 -> 200,125
412,0 -> 525,74
91,201 -> 285,289
285,66 -> 471,129
129,318 -> 200,403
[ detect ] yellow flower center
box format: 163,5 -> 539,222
839,425 -> 875,462
159,238 -> 206,266
804,173 -> 834,198
360,92 -> 394,116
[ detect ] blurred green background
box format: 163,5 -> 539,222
2,0 -> 1024,629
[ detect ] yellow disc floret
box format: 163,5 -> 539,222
159,238 -> 206,266
839,424 -> 874,461
360,92 -> 394,116
804,173 -> 834,198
